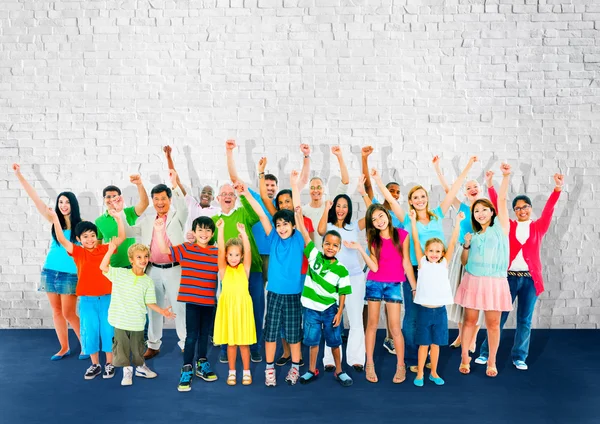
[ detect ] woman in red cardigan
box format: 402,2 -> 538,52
475,173 -> 564,370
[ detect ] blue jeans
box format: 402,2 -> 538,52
479,274 -> 538,362
222,271 -> 264,355
402,268 -> 418,366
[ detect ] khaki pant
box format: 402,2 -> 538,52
113,328 -> 145,367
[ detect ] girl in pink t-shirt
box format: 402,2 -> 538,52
345,204 -> 417,385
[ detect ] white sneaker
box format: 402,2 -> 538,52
513,360 -> 528,370
121,366 -> 133,386
474,356 -> 488,365
135,363 -> 158,379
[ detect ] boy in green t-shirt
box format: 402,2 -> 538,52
294,206 -> 353,387
100,241 -> 175,387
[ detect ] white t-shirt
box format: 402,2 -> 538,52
509,220 -> 531,271
414,257 -> 454,307
302,181 -> 348,249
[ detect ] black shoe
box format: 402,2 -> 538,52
251,351 -> 263,363
84,364 -> 102,380
276,356 -> 291,366
178,365 -> 193,392
103,363 -> 116,379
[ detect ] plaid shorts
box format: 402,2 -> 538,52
264,292 -> 302,344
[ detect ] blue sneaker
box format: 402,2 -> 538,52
429,374 -> 445,385
382,338 -> 396,355
513,360 -> 528,370
196,359 -> 218,382
51,349 -> 70,361
178,365 -> 193,392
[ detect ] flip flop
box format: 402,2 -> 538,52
335,371 -> 353,387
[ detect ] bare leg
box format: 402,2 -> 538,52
332,346 -> 342,374
90,352 -> 100,364
227,345 -> 238,372
451,320 -> 462,347
484,311 -> 501,376
416,345 -> 428,380
430,344 -> 440,378
47,293 -> 69,355
365,301 -> 381,365
265,341 -> 277,364
460,308 -> 479,372
385,302 -> 405,366
281,338 -> 291,358
290,342 -> 301,364
61,294 -> 81,343
309,345 -> 319,372
239,345 -> 250,370
105,352 -> 113,364
470,324 -> 481,353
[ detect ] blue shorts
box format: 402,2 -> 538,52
40,268 -> 78,295
415,305 -> 448,346
302,305 -> 342,348
79,295 -> 114,355
364,280 -> 403,303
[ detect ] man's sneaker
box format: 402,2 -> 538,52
474,356 -> 488,365
84,364 -> 102,380
265,368 -> 276,387
513,360 -> 528,370
178,365 -> 193,392
285,367 -> 300,386
196,359 -> 218,382
103,363 -> 115,379
135,363 -> 158,379
383,338 -> 396,355
251,351 -> 262,363
276,356 -> 291,366
121,366 -> 133,386
219,352 -> 228,364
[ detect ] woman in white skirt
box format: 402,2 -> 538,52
432,156 -> 497,352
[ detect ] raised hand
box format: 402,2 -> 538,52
331,145 -> 342,157
500,163 -> 511,176
110,195 -> 125,212
290,170 -> 300,185
234,181 -> 248,196
163,146 -> 172,157
485,170 -> 494,187
343,240 -> 361,250
258,157 -> 267,173
12,163 -> 21,174
464,233 -> 472,245
432,155 -> 440,166
47,206 -> 58,220
294,205 -> 303,216
216,218 -> 224,230
468,156 -> 479,165
370,168 -> 381,180
300,144 -> 311,156
153,218 -> 166,232
357,175 -> 367,195
361,146 -> 373,158
107,208 -> 122,220
237,222 -> 247,237
107,239 -> 118,253
185,231 -> 195,243
554,173 -> 565,187
226,139 -> 237,151
325,200 -> 333,211
169,169 -> 178,187
129,174 -> 142,186
409,209 -> 416,222
457,211 -> 466,222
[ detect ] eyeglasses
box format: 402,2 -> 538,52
310,186 -> 323,190
514,205 -> 531,212
220,192 -> 236,198
104,195 -> 119,200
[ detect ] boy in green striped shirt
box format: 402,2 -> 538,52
100,241 -> 176,386
294,207 -> 353,387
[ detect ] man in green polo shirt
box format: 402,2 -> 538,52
96,175 -> 149,268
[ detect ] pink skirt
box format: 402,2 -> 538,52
454,272 -> 513,312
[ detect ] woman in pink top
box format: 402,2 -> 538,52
346,203 -> 417,385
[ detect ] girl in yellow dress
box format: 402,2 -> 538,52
213,219 -> 257,386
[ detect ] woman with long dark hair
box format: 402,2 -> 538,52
13,164 -> 85,360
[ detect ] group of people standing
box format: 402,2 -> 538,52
13,141 -> 563,390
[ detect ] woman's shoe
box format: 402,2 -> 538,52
365,363 -> 378,383
51,349 -> 71,361
429,374 -> 445,385
393,365 -> 406,384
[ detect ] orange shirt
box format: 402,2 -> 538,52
70,244 -> 112,296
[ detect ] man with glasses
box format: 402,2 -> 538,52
95,176 -> 149,268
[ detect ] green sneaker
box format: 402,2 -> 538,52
196,359 -> 218,382
178,365 -> 193,392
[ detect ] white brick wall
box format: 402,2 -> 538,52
1,0 -> 598,329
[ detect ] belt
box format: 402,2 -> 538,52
150,262 -> 180,269
507,271 -> 531,277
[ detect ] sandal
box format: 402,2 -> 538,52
392,365 -> 406,384
335,371 -> 353,387
459,358 -> 471,375
299,369 -> 319,385
450,340 -> 461,349
486,365 -> 498,378
242,374 -> 252,385
365,363 -> 378,383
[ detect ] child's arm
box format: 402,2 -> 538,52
108,209 -> 126,247
13,164 -> 54,222
355,175 -> 369,230
317,200 -> 332,237
408,210 -> 424,266
461,233 -> 471,266
361,146 -> 375,199
129,174 -> 150,216
497,163 -> 512,235
294,206 -> 311,245
237,222 -> 252,278
99,240 -> 118,273
216,218 -> 227,279
403,236 -> 417,293
331,145 -> 350,185
298,144 -> 311,191
258,157 -> 278,216
48,207 -> 74,254
344,241 -> 379,272
152,218 -> 172,255
332,294 -> 346,328
163,146 -> 187,196
440,156 -> 478,215
147,304 -> 176,319
225,139 -> 241,185
237,181 -> 272,236
372,168 -> 404,223
432,155 -> 461,210
445,211 -> 465,262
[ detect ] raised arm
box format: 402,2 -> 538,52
237,223 -> 252,278
317,200 -> 332,236
216,218 -> 227,278
537,173 -> 564,234
298,144 -> 311,191
13,164 -> 53,222
461,233 -> 471,266
344,241 -> 379,272
440,156 -> 478,215
294,206 -> 311,245
497,163 -> 511,235
361,146 -> 375,199
152,218 -> 171,255
258,157 -> 277,216
331,146 -> 349,185
237,181 -> 272,236
48,207 -> 73,254
225,139 -> 241,185
408,210 -> 424,265
445,211 -> 465,261
169,169 -> 188,227
129,174 -> 150,216
163,146 -> 187,196
108,209 -> 126,247
99,240 -> 118,273
432,155 -> 461,210
355,175 -> 368,230
371,168 -> 405,222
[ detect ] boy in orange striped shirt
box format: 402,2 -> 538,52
154,216 -> 219,392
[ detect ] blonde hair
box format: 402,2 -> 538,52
225,237 -> 244,264
408,185 -> 438,221
424,238 -> 446,263
128,243 -> 149,259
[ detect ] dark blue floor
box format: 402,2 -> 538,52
0,329 -> 598,424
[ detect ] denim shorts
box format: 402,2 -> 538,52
302,305 -> 342,348
39,268 -> 78,295
415,305 -> 448,346
79,295 -> 114,355
364,280 -> 403,303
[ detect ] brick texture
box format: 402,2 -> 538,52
1,0 -> 598,329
